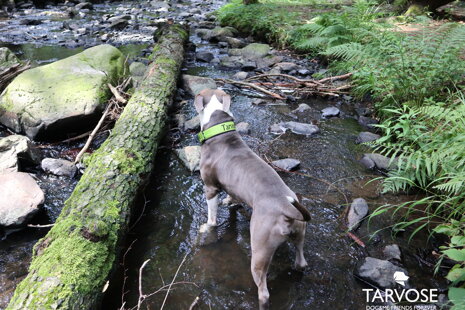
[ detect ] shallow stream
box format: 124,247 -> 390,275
0,0 -> 445,309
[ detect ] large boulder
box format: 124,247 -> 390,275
0,44 -> 127,140
0,135 -> 39,173
182,74 -> 217,96
0,172 -> 44,227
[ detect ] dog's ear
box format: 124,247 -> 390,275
222,94 -> 231,112
194,94 -> 204,113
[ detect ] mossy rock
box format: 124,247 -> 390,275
237,43 -> 271,59
0,47 -> 20,72
0,44 -> 127,140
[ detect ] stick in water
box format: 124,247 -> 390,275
74,103 -> 112,164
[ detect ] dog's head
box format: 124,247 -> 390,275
194,88 -> 233,129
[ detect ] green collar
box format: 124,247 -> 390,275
198,121 -> 236,144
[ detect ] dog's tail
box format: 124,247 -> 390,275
285,196 -> 311,221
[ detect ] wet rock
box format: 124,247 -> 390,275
252,98 -> 268,105
0,172 -> 44,227
100,33 -> 110,42
358,116 -> 379,128
360,153 -> 397,171
293,103 -> 311,113
270,123 -> 285,134
383,244 -> 401,261
184,116 -> 200,131
196,51 -> 214,63
220,36 -> 245,48
41,158 -> 76,177
181,74 -> 217,96
280,121 -> 320,136
129,62 -> 146,77
236,122 -> 250,135
19,19 -> 43,26
241,61 -> 257,71
356,257 -> 407,289
232,71 -> 248,80
347,198 -> 369,231
0,47 -> 20,72
356,132 -> 380,144
298,69 -> 310,75
0,44 -> 127,140
235,43 -> 270,59
322,106 -> 340,118
75,2 -> 93,10
274,62 -> 298,72
107,15 -> 131,23
150,1 -> 170,10
272,158 -> 300,171
0,135 -> 39,174
196,26 -> 238,42
176,146 -> 201,172
109,19 -> 128,30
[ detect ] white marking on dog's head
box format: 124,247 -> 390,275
196,91 -> 234,129
286,196 -> 295,203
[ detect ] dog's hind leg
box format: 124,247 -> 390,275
250,215 -> 283,310
292,221 -> 308,270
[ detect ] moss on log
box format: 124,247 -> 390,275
7,24 -> 188,310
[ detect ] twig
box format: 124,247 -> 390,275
137,259 -> 151,310
317,72 -> 352,83
216,78 -> 285,100
160,252 -> 189,310
108,83 -> 127,105
188,296 -> 200,310
121,239 -> 137,307
129,194 -> 150,231
27,223 -> 54,228
347,231 -> 366,248
74,103 -> 112,164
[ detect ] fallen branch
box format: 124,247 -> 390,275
221,72 -> 352,100
108,83 -> 128,105
74,102 -> 112,164
7,24 -> 189,310
216,78 -> 285,100
160,252 -> 190,310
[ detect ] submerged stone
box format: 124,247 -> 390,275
0,44 -> 127,140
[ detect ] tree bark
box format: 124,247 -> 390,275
7,24 -> 188,310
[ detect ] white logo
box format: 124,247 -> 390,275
393,271 -> 409,286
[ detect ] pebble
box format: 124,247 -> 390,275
321,106 -> 340,118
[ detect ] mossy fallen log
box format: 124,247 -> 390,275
7,24 -> 188,310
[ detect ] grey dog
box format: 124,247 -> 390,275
195,88 -> 311,309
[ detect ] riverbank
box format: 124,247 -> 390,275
217,0 -> 465,307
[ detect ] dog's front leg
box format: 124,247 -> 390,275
200,185 -> 219,233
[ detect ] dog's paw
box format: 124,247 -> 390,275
199,223 -> 213,233
294,260 -> 308,271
